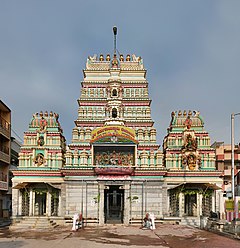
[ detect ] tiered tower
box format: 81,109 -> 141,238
18,111 -> 66,169
67,51 -> 162,167
163,110 -> 215,170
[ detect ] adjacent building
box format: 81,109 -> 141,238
11,49 -> 223,226
0,100 -> 11,218
212,142 -> 240,220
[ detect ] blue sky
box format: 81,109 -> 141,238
1,0 -> 240,145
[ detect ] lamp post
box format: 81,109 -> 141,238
231,112 -> 240,219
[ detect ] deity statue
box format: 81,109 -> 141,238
34,153 -> 45,166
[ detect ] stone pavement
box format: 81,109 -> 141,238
0,224 -> 239,248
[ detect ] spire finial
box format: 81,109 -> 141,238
113,26 -> 117,55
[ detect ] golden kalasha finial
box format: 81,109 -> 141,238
106,54 -> 111,61
120,54 -> 124,61
99,54 -> 104,61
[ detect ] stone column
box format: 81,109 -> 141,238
98,183 -> 105,225
161,185 -> 168,217
18,190 -> 22,216
47,192 -> 52,216
124,183 -> 130,225
29,189 -> 33,216
212,191 -> 216,212
12,186 -> 19,217
58,191 -> 62,217
179,193 -> 184,217
197,193 -> 203,217
60,184 -> 66,216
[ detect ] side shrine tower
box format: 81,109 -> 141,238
163,110 -> 223,223
12,111 -> 66,218
11,28 -> 223,227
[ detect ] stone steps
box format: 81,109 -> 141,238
10,217 -> 58,230
180,217 -> 200,227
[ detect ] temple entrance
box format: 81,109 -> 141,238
184,194 -> 197,216
34,192 -> 46,216
104,185 -> 124,223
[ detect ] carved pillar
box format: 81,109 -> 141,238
57,152 -> 62,168
138,129 -> 143,141
48,153 -> 52,168
146,107 -> 151,117
79,129 -> 84,140
85,128 -> 91,141
150,151 -> 155,166
144,130 -> 149,142
150,128 -> 156,142
141,151 -> 148,166
72,127 -> 79,140
80,150 -> 88,166
73,150 -> 79,166
66,150 -> 72,166
156,151 -> 163,167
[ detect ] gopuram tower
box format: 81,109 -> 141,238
64,27 -> 164,224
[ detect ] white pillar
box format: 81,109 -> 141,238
179,193 -> 184,217
47,192 -> 52,216
197,193 -> 203,217
124,184 -> 130,225
98,183 -> 105,225
29,189 -> 33,216
212,191 -> 216,212
58,192 -> 62,216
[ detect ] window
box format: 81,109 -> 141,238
112,89 -> 117,97
112,108 -> 117,118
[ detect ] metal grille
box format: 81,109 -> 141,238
21,191 -> 29,216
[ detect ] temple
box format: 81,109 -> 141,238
11,29 -> 223,227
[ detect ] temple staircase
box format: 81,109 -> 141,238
180,217 -> 201,227
10,217 -> 58,230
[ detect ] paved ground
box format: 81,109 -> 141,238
0,224 -> 239,248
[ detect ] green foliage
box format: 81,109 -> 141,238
173,188 -> 213,197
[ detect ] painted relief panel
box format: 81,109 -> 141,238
93,146 -> 135,166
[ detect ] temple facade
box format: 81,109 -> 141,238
11,52 -> 223,226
